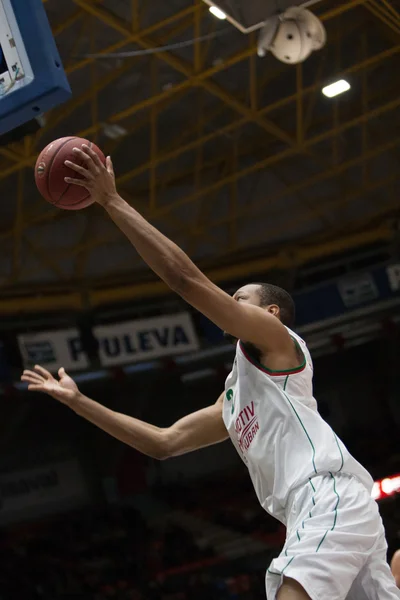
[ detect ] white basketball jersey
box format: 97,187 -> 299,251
223,328 -> 374,525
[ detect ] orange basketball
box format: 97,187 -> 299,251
35,137 -> 106,210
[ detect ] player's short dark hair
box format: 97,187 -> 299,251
252,282 -> 295,328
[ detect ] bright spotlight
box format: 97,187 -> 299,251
322,79 -> 351,98
209,5 -> 227,19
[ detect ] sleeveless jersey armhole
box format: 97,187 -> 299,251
239,337 -> 306,377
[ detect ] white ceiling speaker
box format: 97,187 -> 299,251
258,6 -> 326,64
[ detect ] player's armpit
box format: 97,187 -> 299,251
162,392 -> 228,458
176,274 -> 291,354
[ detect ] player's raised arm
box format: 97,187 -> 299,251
21,366 -> 228,460
64,146 -> 291,354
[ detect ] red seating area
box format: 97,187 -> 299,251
157,472 -> 285,546
0,473 -> 398,599
0,504 -> 269,599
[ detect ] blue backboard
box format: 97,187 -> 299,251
0,0 -> 71,135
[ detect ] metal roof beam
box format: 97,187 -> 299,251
2,39 -> 397,183
73,0 -> 294,147
0,83 -> 398,247
0,222 -> 393,314
365,0 -> 400,34
38,10 -> 201,146
114,44 -> 400,186
13,139 -> 399,275
0,44 -> 257,180
149,96 -> 400,219
142,139 -> 400,245
64,5 -> 199,77
53,9 -> 84,37
237,172 -> 400,251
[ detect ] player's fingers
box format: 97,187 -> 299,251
22,369 -> 43,379
27,384 -> 45,392
82,145 -> 104,170
21,374 -> 44,385
33,365 -> 53,380
64,177 -> 90,187
64,161 -> 91,178
21,370 -> 44,383
73,147 -> 100,175
106,156 -> 115,177
22,368 -> 44,379
21,375 -> 45,385
21,375 -> 46,385
72,147 -> 93,166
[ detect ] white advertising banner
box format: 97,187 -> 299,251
95,311 -> 199,367
338,272 -> 379,308
18,312 -> 199,371
18,328 -> 89,372
0,460 -> 89,525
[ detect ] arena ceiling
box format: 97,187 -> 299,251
0,0 -> 399,314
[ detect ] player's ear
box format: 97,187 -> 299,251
267,304 -> 280,318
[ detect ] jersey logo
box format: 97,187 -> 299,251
226,388 -> 235,414
234,401 -> 260,455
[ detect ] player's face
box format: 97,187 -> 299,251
223,284 -> 262,342
232,284 -> 262,306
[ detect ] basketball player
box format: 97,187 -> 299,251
392,550 -> 400,588
21,146 -> 400,599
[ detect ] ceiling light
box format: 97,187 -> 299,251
322,79 -> 351,98
209,5 -> 227,19
102,123 -> 127,139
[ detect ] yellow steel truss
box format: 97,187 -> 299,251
0,0 -> 399,313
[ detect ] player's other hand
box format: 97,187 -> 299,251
64,144 -> 118,206
21,365 -> 80,407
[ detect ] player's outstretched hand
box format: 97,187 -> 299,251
21,365 -> 79,407
64,144 -> 117,206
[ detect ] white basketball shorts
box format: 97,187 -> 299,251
266,472 -> 400,600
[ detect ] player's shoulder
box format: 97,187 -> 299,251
286,326 -> 305,344
286,327 -> 314,371
392,550 -> 400,586
392,549 -> 400,567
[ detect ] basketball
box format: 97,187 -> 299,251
34,137 -> 106,210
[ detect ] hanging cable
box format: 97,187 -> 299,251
80,28 -> 233,60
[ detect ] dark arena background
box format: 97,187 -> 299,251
0,0 -> 399,598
